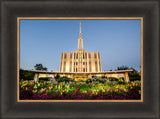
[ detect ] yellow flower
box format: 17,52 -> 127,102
60,82 -> 63,87
132,83 -> 136,86
32,90 -> 37,93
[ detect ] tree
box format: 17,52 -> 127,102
116,66 -> 141,81
129,69 -> 141,81
20,68 -> 34,80
117,66 -> 129,70
55,74 -> 60,80
34,64 -> 48,71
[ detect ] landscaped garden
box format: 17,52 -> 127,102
20,77 -> 141,100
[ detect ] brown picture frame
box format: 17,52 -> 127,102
1,0 -> 159,118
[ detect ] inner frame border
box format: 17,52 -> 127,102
17,17 -> 143,102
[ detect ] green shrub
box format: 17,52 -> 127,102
79,84 -> 90,92
57,77 -> 75,83
39,80 -> 44,83
55,74 -> 60,79
118,78 -> 125,84
94,77 -> 106,84
129,70 -> 141,81
101,76 -> 106,79
108,77 -> 119,81
105,81 -> 115,86
20,69 -> 34,80
39,77 -> 50,81
86,78 -> 92,84
70,83 -> 80,90
78,79 -> 85,82
95,77 -> 101,81
57,76 -> 70,83
99,79 -> 106,84
130,76 -> 141,81
70,78 -> 74,82
133,80 -> 141,84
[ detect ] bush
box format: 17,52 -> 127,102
78,79 -> 85,82
118,78 -> 125,84
105,81 -> 116,86
79,84 -> 90,92
94,77 -> 106,84
133,80 -> 141,84
130,76 -> 141,81
95,77 -> 101,81
101,76 -> 106,79
108,77 -> 119,81
39,77 -> 50,81
39,80 -> 44,83
57,76 -> 71,83
72,83 -> 79,89
86,78 -> 92,84
55,74 -> 60,79
129,71 -> 141,81
70,78 -> 74,82
99,79 -> 106,84
20,69 -> 34,80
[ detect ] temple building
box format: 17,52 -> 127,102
59,22 -> 102,73
31,22 -> 133,82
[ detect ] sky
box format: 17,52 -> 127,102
20,19 -> 141,71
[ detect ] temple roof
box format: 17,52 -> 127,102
29,69 -> 133,74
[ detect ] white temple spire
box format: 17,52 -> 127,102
79,22 -> 82,38
78,22 -> 83,49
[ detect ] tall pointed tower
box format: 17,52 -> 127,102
59,22 -> 102,73
78,22 -> 83,49
75,22 -> 86,72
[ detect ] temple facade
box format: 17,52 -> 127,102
59,22 -> 102,72
31,23 -> 133,82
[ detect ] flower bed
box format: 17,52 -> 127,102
20,80 -> 141,100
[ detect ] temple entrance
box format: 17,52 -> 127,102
73,73 -> 88,81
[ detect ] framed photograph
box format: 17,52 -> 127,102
18,17 -> 143,102
1,0 -> 159,118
